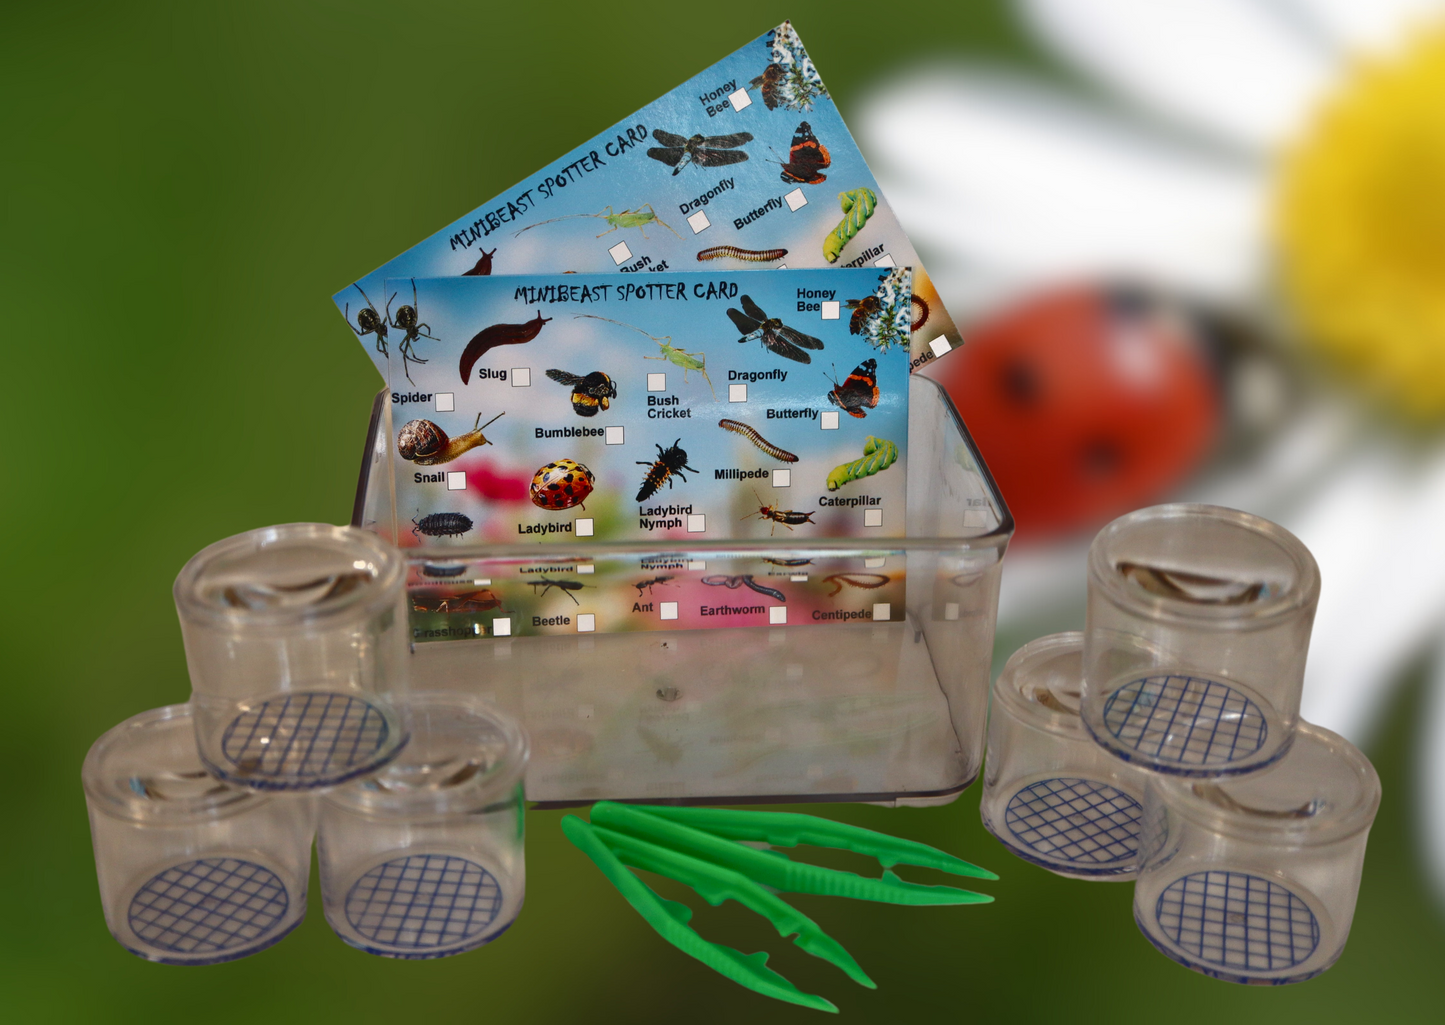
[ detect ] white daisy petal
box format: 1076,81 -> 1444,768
1294,442 -> 1445,743
856,71 -> 1265,312
1020,0 -> 1336,150
1284,0 -> 1445,55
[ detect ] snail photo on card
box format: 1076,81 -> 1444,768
374,268 -> 911,552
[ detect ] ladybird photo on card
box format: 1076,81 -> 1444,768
377,268 -> 912,549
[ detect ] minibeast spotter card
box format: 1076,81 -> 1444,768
337,22 -> 959,379
383,268 -> 910,548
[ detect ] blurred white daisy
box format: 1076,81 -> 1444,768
857,0 -> 1445,892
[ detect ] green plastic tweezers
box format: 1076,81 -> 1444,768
590,802 -> 994,905
562,815 -> 839,1013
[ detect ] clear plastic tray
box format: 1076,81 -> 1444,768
352,374 -> 1013,806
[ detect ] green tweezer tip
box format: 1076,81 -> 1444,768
592,822 -> 877,989
561,815 -> 839,1013
630,804 -> 1000,880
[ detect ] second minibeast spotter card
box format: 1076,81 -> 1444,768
382,268 -> 911,546
338,22 -> 959,380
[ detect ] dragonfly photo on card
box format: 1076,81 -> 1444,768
727,295 -> 825,364
646,129 -> 754,175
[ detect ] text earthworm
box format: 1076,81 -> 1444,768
822,573 -> 891,598
696,246 -> 789,263
717,419 -> 799,462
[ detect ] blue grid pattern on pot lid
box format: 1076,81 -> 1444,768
1102,675 -> 1267,768
1004,777 -> 1142,866
220,691 -> 390,785
128,857 -> 288,955
1156,870 -> 1319,973
345,854 -> 503,952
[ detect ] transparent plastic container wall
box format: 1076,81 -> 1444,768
353,374 -> 1014,806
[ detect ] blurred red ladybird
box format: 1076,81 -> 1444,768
927,285 -> 1220,543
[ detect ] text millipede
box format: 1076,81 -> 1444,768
717,419 -> 799,462
696,246 -> 789,263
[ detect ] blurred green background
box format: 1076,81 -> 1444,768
3,1 -> 1441,1019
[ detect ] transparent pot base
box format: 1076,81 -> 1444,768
115,853 -> 306,966
1083,672 -> 1290,777
325,849 -> 520,959
1134,868 -> 1334,985
201,691 -> 409,791
982,774 -> 1142,879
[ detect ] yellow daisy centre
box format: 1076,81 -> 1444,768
1277,26 -> 1445,421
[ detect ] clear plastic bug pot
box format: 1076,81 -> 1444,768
174,523 -> 412,791
318,694 -> 528,959
1133,721 -> 1380,985
981,632 -> 1150,879
82,705 -> 316,965
1082,504 -> 1320,777
351,374 -> 1013,806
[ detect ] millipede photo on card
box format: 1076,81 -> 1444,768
717,419 -> 799,462
696,246 -> 788,263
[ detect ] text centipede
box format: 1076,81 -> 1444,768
696,246 -> 789,263
717,419 -> 799,462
